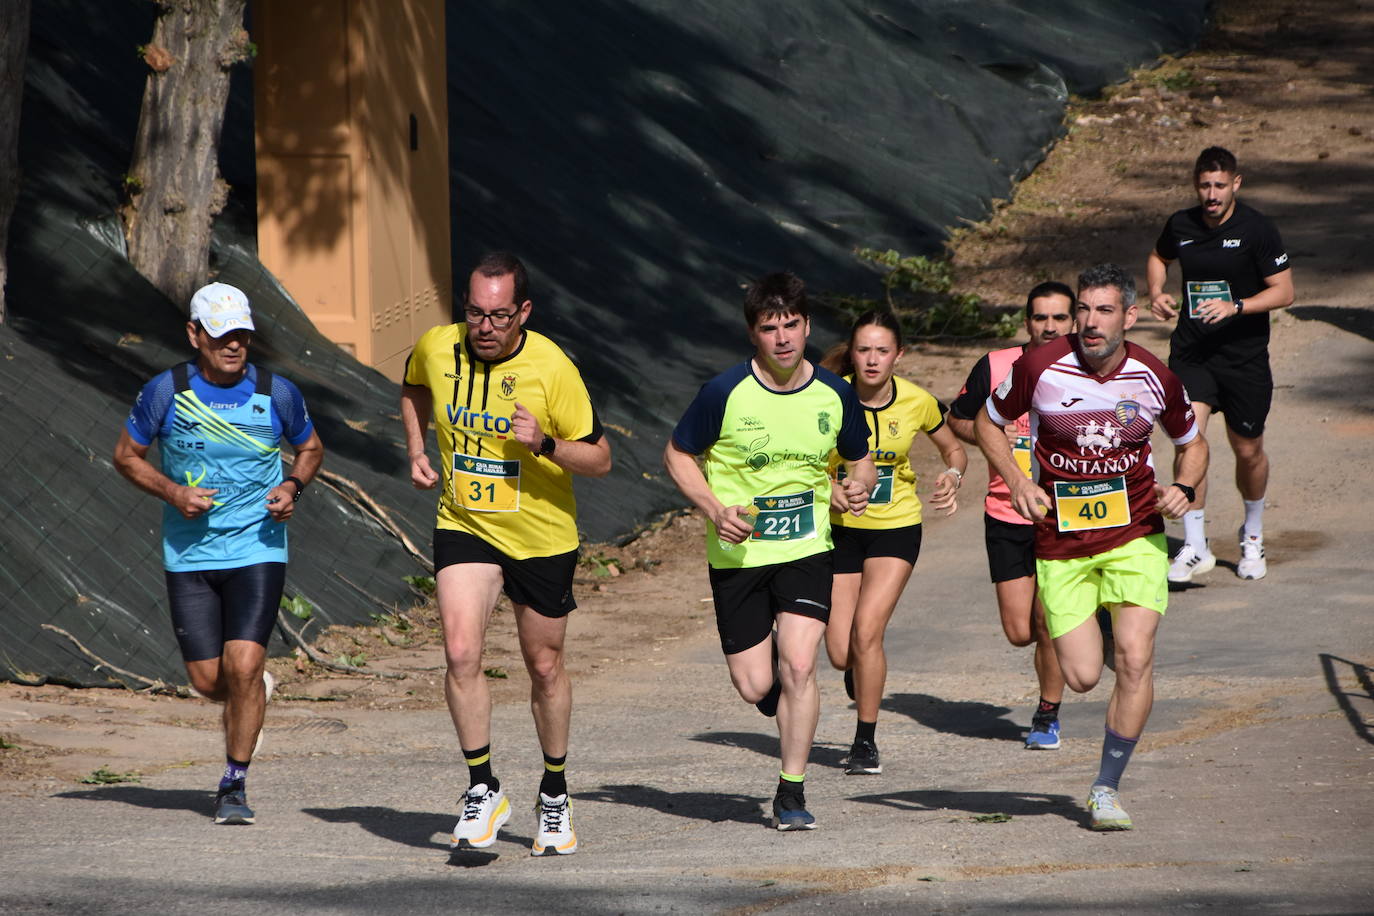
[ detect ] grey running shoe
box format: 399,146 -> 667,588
214,786 -> 255,825
1237,527 -> 1267,580
844,739 -> 881,775
1086,785 -> 1132,831
772,791 -> 816,831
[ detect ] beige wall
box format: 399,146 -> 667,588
255,0 -> 452,381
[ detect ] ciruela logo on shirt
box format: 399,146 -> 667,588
1114,400 -> 1140,425
744,434 -> 771,470
499,373 -> 518,399
817,411 -> 831,435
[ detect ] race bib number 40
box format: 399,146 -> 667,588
750,490 -> 817,541
1053,476 -> 1130,532
1186,280 -> 1232,319
453,453 -> 521,513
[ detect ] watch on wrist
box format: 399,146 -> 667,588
538,435 -> 556,457
1171,482 -> 1196,503
1234,298 -> 1244,314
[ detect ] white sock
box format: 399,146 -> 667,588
1183,510 -> 1208,552
1242,499 -> 1264,540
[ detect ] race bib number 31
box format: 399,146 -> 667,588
750,490 -> 816,541
1186,280 -> 1232,319
1054,476 -> 1130,532
453,453 -> 521,513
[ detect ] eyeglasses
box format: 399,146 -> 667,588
464,306 -> 519,329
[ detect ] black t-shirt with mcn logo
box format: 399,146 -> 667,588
1155,200 -> 1290,364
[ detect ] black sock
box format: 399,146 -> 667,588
539,752 -> 567,798
1035,698 -> 1062,721
854,719 -> 877,745
777,772 -> 804,797
463,744 -> 498,793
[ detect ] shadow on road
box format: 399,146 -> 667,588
883,693 -> 1024,742
851,788 -> 1083,826
688,730 -> 849,769
1320,653 -> 1374,745
53,785 -> 209,813
578,783 -> 766,826
1290,304 -> 1374,342
301,805 -> 460,851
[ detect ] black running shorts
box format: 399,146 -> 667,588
433,529 -> 578,619
984,513 -> 1036,584
707,552 -> 832,655
165,562 -> 286,663
831,524 -> 922,574
1168,353 -> 1272,439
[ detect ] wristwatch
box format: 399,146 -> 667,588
1171,482 -> 1196,502
537,435 -> 557,457
1234,298 -> 1244,314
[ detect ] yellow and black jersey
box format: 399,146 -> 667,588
829,375 -> 946,529
404,324 -> 602,559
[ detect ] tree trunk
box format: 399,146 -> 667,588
122,0 -> 249,309
0,0 -> 32,326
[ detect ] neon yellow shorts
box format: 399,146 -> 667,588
1035,533 -> 1168,639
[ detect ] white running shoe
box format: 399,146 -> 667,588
451,783 -> 511,849
1167,542 -> 1215,583
1087,785 -> 1132,830
1237,527 -> 1267,580
252,671 -> 277,757
532,792 -> 577,856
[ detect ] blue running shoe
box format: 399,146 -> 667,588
772,791 -> 816,831
214,785 -> 255,825
1025,716 -> 1061,750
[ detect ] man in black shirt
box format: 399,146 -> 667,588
1146,147 -> 1294,582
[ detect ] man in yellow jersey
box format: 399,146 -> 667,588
665,271 -> 876,831
401,252 -> 611,856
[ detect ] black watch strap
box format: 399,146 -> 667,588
538,435 -> 556,457
1171,481 -> 1195,503
285,475 -> 305,501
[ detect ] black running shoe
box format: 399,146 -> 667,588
844,738 -> 881,775
214,785 -> 255,825
843,668 -> 855,701
772,791 -> 816,831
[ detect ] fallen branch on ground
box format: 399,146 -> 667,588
40,624 -> 180,694
275,611 -> 406,680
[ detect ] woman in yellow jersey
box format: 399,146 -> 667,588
823,310 -> 966,775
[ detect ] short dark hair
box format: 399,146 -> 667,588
744,271 -> 808,327
1193,145 -> 1238,179
1077,263 -> 1136,307
471,251 -> 529,305
1024,280 -> 1074,319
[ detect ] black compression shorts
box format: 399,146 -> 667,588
165,562 -> 286,663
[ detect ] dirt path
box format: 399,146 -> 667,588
2,1 -> 1372,912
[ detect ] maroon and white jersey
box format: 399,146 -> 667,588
986,335 -> 1198,560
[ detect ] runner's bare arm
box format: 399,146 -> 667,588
975,406 -> 1050,521
511,401 -> 612,477
1146,250 -> 1178,320
113,428 -> 218,520
663,439 -> 755,543
266,430 -> 324,521
947,413 -> 976,445
924,422 -> 967,516
1156,434 -> 1209,519
400,383 -> 439,489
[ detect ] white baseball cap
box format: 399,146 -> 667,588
190,283 -> 255,337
